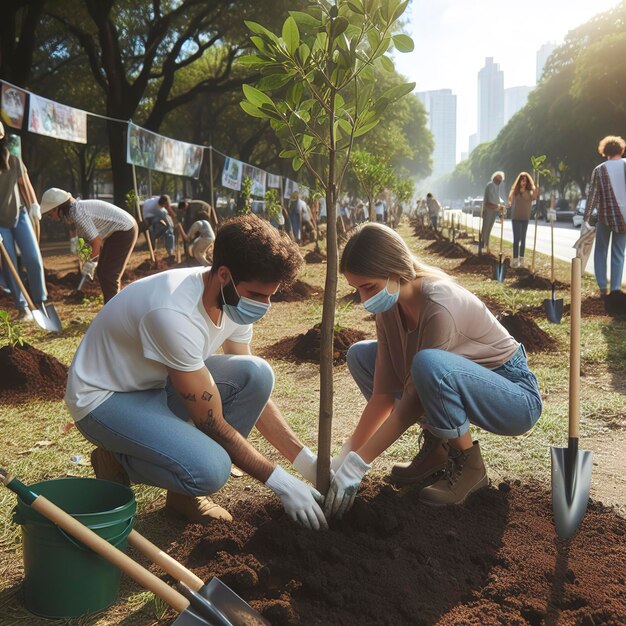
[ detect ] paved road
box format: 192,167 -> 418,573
443,210 -> 626,288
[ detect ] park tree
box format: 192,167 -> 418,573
351,149 -> 395,220
240,0 -> 415,491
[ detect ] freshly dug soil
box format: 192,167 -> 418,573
304,249 -> 326,264
413,224 -> 439,240
426,239 -> 472,259
512,271 -> 567,291
455,253 -> 499,276
0,342 -> 67,401
261,324 -> 368,364
273,280 -> 322,303
497,312 -> 558,352
171,481 -> 626,625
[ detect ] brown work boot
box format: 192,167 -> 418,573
390,429 -> 448,485
90,447 -> 130,486
419,441 -> 488,506
165,491 -> 232,523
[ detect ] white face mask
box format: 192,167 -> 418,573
362,278 -> 400,314
221,277 -> 271,325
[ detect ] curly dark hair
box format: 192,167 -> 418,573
210,214 -> 303,284
598,135 -> 626,158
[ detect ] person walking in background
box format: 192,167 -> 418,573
288,191 -> 304,243
585,135 -> 626,312
0,121 -> 49,321
508,172 -> 538,268
41,188 -> 138,303
481,171 -> 505,254
426,192 -> 441,230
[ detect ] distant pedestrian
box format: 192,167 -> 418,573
426,192 -> 442,230
584,135 -> 626,310
185,210 -> 215,266
508,172 -> 538,268
481,171 -> 505,254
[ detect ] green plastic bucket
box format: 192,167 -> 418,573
13,477 -> 136,618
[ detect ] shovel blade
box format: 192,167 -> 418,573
551,446 -> 593,539
492,262 -> 506,282
31,303 -> 62,333
197,578 -> 270,626
543,297 -> 563,324
171,608 -> 213,626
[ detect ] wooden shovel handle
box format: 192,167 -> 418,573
569,256 -> 581,438
550,218 -> 555,283
128,529 -> 205,591
31,496 -> 190,614
0,240 -> 37,311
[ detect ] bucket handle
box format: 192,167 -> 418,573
57,516 -> 134,553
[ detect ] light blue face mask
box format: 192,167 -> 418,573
221,279 -> 270,325
363,278 -> 400,314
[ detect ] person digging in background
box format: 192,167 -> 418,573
141,194 -> 177,263
41,188 -> 138,304
65,214 -> 327,530
426,192 -> 441,231
322,223 -> 542,518
184,210 -> 215,266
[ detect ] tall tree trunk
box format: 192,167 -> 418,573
108,121 -> 133,208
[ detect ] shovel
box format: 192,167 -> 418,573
492,213 -> 506,282
0,234 -> 62,332
0,469 -> 269,626
551,256 -> 593,539
543,217 -> 563,323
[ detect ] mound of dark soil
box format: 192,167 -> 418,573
512,271 -> 567,291
426,239 -> 471,259
304,249 -> 326,264
456,252 -> 497,269
497,312 -> 558,352
0,343 -> 67,401
272,280 -> 322,303
262,324 -> 368,364
172,481 -> 626,625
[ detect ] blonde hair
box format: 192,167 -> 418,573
340,223 -> 449,283
508,171 -> 536,204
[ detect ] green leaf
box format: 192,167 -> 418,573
384,81 -> 416,103
292,156 -> 304,171
257,72 -> 294,90
391,0 -> 410,23
347,0 -> 364,14
289,11 -> 322,29
240,101 -> 267,119
392,34 -> 414,52
236,55 -> 266,66
282,16 -> 300,55
332,16 -> 350,37
242,84 -> 274,107
379,54 -> 394,72
279,148 -> 299,158
367,29 -> 380,51
298,43 -> 311,65
353,118 -> 381,138
245,20 -> 279,44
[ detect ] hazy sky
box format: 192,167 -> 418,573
393,0 -> 621,162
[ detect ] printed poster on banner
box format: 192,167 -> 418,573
28,93 -> 87,143
127,123 -> 203,178
267,173 -> 281,188
7,134 -> 22,159
1,83 -> 26,129
242,164 -> 267,197
283,178 -> 299,199
222,157 -> 243,191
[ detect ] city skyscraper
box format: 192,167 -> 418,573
417,89 -> 457,176
477,57 -> 504,145
537,42 -> 557,82
504,86 -> 533,124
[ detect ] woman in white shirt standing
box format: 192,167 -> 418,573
41,188 -> 138,303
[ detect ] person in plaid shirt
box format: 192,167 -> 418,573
585,135 -> 626,312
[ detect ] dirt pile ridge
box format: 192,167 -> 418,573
273,280 -> 323,303
426,239 -> 472,259
304,249 -> 326,264
512,271 -> 567,291
171,481 -> 626,625
497,312 -> 558,352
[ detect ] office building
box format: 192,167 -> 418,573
477,57 -> 504,144
537,42 -> 557,82
417,89 -> 457,176
504,86 -> 532,124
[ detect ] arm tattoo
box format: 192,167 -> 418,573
180,392 -> 196,402
201,391 -> 213,401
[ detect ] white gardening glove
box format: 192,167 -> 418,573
547,208 -> 557,222
580,221 -> 595,238
292,446 -> 317,484
266,465 -> 328,530
81,259 -> 98,281
29,202 -> 41,221
69,236 -> 79,255
324,451 -> 371,520
330,440 -> 352,473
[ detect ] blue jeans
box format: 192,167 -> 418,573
347,341 -> 542,439
594,221 -> 626,292
0,209 -> 47,309
430,214 -> 438,230
75,355 -> 274,495
289,211 -> 301,242
512,219 -> 529,258
149,210 -> 175,255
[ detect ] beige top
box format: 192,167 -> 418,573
511,190 -> 533,221
373,278 -> 519,399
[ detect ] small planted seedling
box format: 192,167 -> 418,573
0,310 -> 24,348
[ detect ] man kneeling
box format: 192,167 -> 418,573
65,214 -> 326,530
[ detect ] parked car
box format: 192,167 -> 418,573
572,198 -> 597,227
462,198 -> 483,216
553,197 -> 575,222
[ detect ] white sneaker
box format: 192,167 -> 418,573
512,258 -> 519,268
17,308 -> 34,322
519,257 -> 525,268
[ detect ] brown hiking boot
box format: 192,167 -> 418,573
419,441 -> 488,506
90,447 -> 130,486
390,429 -> 449,485
165,491 -> 232,523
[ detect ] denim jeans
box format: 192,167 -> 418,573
75,355 -> 274,495
289,211 -> 301,242
0,209 -> 47,309
347,341 -> 542,439
149,210 -> 175,255
594,221 -> 626,292
512,219 -> 529,258
430,215 -> 438,230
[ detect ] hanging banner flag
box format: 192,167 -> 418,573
1,83 -> 26,129
283,177 -> 299,199
127,122 -> 203,178
221,156 -> 243,191
28,93 -> 87,143
242,163 -> 267,197
267,173 -> 281,189
7,134 -> 22,159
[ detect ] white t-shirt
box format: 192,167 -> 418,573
604,159 -> 626,220
65,267 -> 253,421
141,196 -> 162,221
375,200 -> 385,216
188,219 -> 215,241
